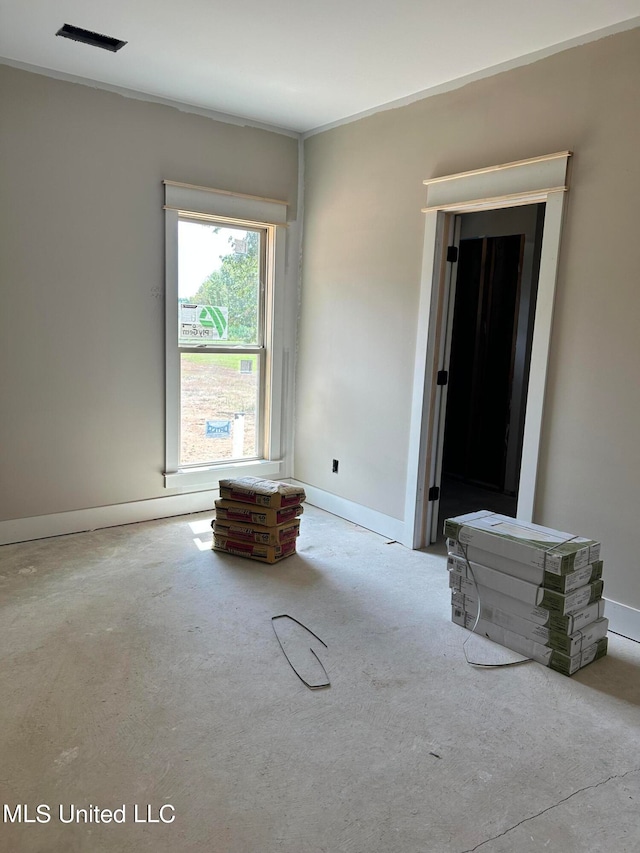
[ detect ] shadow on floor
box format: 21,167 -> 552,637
573,642 -> 640,706
214,549 -> 327,588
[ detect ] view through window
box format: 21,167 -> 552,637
178,218 -> 266,466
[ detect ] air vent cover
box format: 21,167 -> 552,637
56,24 -> 127,53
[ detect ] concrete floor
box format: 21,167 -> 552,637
1,505 -> 639,853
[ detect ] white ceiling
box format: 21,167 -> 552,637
1,1 -> 640,134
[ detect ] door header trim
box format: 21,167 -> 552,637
421,152 -> 571,214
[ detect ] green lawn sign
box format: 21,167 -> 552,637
179,304 -> 229,341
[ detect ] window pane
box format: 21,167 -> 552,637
178,219 -> 262,346
180,353 -> 260,466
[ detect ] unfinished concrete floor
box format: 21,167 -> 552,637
1,505 -> 639,853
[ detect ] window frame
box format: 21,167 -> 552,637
163,181 -> 287,490
178,216 -> 266,468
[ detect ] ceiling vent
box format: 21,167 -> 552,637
56,24 -> 127,53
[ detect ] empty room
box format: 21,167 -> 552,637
1,3 -> 640,852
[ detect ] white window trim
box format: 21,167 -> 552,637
163,181 -> 288,491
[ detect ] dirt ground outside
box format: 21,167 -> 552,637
180,353 -> 258,465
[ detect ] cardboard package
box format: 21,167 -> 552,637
446,510 -> 607,674
549,638 -> 608,676
449,539 -> 603,592
548,618 -> 609,656
542,561 -> 603,593
539,580 -> 604,615
444,511 -> 600,578
451,608 -> 608,675
447,539 -> 542,585
450,580 -> 606,635
450,587 -> 608,652
447,554 -> 544,604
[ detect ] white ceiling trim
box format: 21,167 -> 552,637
302,15 -> 640,138
2,14 -> 639,139
0,57 -> 300,139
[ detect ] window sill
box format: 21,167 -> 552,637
164,459 -> 283,492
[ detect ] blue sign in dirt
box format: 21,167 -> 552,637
206,420 -> 231,437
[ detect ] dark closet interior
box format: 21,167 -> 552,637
442,234 -> 524,493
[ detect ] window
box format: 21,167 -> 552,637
164,182 -> 288,489
179,218 -> 264,466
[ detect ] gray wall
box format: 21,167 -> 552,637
0,65 -> 298,520
296,28 -> 640,609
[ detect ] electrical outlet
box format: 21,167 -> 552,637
332,459 -> 339,473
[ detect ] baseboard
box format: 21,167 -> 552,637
0,491 -> 219,546
605,599 -> 640,643
290,480 -> 406,543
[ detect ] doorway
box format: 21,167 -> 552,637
440,234 -> 522,523
404,151 -> 571,550
436,204 -> 545,537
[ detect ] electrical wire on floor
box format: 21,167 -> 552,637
271,614 -> 331,689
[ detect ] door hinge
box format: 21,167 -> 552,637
446,245 -> 458,263
437,370 -> 448,386
428,486 -> 440,501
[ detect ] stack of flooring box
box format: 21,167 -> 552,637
212,477 -> 305,564
445,510 -> 608,676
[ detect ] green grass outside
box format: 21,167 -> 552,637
181,352 -> 258,369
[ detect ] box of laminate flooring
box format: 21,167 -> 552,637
446,511 -> 607,675
447,554 -> 544,604
451,602 -> 608,655
213,478 -> 305,563
451,609 -> 608,676
450,578 -> 606,634
444,511 -> 601,579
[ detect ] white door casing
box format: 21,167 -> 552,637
403,152 -> 572,548
428,216 -> 461,543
